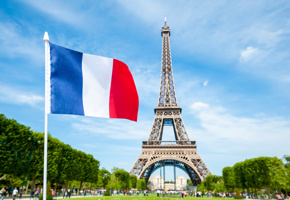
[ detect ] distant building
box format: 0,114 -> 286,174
148,175 -> 188,190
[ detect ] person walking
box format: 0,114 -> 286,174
29,189 -> 34,200
1,188 -> 6,200
9,188 -> 14,197
12,187 -> 18,200
67,189 -> 71,198
51,189 -> 55,197
33,188 -> 39,200
62,189 -> 66,199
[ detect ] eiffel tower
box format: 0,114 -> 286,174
129,18 -> 211,186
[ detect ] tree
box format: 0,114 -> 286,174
283,155 -> 290,195
108,173 -> 121,190
204,175 -> 220,191
97,169 -> 111,188
225,156 -> 287,197
0,114 -> 100,192
129,175 -> 137,189
27,132 -> 44,191
114,170 -> 130,190
222,167 -> 235,192
244,157 -> 286,195
187,179 -> 193,187
243,158 -> 262,193
197,181 -> 205,192
111,167 -> 124,173
39,181 -> 53,200
262,157 -> 286,194
233,162 -> 246,190
284,155 -> 290,168
0,114 -> 33,176
75,151 -> 87,190
137,179 -> 146,190
217,180 -> 227,192
235,188 -> 242,199
104,186 -> 111,196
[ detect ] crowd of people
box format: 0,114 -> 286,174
0,187 -> 63,199
191,191 -> 289,199
1,186 -> 289,199
0,187 -> 19,200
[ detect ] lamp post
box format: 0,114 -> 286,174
20,137 -> 41,198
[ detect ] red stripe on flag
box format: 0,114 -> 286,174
109,59 -> 139,121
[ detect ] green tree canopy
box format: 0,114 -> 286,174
97,169 -> 111,188
283,155 -> 290,192
223,156 -> 287,194
137,179 -> 146,190
222,166 -> 235,191
0,114 -> 100,189
204,175 -> 220,191
129,175 -> 137,189
233,161 -> 246,190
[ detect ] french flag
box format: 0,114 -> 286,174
48,42 -> 139,122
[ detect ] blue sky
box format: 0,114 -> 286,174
1,0 -> 290,180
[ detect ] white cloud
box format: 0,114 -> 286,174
190,102 -> 209,111
203,80 -> 208,86
118,0 -> 290,83
185,102 -> 290,174
21,0 -> 85,27
72,118 -> 152,140
0,21 -> 42,63
0,84 -> 44,106
189,103 -> 290,156
240,46 -> 259,61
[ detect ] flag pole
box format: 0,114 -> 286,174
43,32 -> 50,200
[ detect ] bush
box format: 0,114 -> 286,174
235,188 -> 243,199
104,187 -> 111,196
39,181 -> 53,200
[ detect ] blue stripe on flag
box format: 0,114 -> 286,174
50,42 -> 84,115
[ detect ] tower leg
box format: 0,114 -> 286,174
163,160 -> 165,190
160,161 -> 162,189
174,161 -> 176,191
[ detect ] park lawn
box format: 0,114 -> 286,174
71,196 -> 224,200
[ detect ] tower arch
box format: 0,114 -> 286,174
139,157 -> 203,186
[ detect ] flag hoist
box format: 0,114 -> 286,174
43,32 -> 50,200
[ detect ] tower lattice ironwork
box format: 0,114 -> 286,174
129,19 -> 211,186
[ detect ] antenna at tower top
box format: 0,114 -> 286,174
164,16 -> 167,25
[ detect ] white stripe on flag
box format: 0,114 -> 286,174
82,53 -> 113,118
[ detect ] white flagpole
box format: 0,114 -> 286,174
43,32 -> 50,200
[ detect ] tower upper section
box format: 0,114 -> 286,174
158,19 -> 178,107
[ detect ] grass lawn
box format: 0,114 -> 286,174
71,196 -> 225,200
